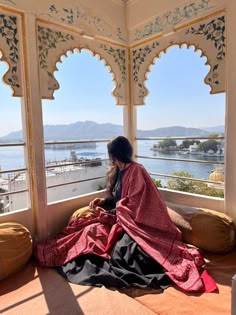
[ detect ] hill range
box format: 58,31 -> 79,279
0,121 -> 224,142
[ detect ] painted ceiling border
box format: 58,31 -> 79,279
129,0 -> 225,45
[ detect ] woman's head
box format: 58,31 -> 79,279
107,136 -> 133,164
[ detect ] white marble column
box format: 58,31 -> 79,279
21,13 -> 48,239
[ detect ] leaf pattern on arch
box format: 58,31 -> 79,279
0,14 -> 20,88
208,63 -> 220,85
100,44 -> 126,83
37,25 -> 74,90
186,15 -> 225,60
132,41 -> 160,83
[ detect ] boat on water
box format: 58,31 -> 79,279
177,151 -> 189,155
150,143 -> 159,151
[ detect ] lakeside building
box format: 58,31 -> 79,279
0,160 -> 108,212
189,143 -> 200,154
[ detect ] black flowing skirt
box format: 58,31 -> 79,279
56,233 -> 171,290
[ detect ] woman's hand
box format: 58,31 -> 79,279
89,198 -> 105,210
93,206 -> 104,216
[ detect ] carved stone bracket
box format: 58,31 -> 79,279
131,14 -> 225,105
37,23 -> 128,105
0,12 -> 22,96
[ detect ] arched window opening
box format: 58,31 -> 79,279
42,49 -> 124,203
0,56 -> 28,213
136,45 -> 225,199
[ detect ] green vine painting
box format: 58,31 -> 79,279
132,41 -> 160,82
133,0 -> 214,41
49,4 -> 104,31
100,44 -> 126,82
38,26 -> 74,69
48,4 -> 126,43
186,15 -> 225,87
186,16 -> 225,60
208,63 -> 220,85
0,14 -> 19,88
38,25 -> 74,90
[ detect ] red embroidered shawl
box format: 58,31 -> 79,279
34,162 -> 217,293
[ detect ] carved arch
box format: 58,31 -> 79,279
37,23 -> 128,105
0,13 -> 22,96
131,14 -> 225,105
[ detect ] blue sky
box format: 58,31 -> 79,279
0,45 -> 225,137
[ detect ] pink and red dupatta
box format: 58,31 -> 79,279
34,162 -> 217,293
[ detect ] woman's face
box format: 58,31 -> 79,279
109,154 -> 118,166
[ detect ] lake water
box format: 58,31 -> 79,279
0,140 -> 224,182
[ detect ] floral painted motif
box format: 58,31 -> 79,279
0,14 -> 19,88
38,25 -> 74,90
133,0 -> 214,42
208,63 -> 220,85
186,15 -> 225,88
116,27 -> 126,42
49,4 -> 104,31
186,16 -> 225,60
48,4 -> 126,43
100,44 -> 126,82
132,41 -> 159,82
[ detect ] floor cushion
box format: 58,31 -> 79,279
69,205 -> 95,222
167,202 -> 236,254
70,203 -> 236,254
0,222 -> 32,280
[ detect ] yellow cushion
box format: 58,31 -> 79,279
0,222 -> 32,280
167,202 -> 236,254
69,206 -> 95,222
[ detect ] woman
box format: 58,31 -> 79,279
34,136 -> 217,293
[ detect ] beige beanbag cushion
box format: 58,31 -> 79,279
167,202 -> 236,254
0,222 -> 32,280
69,206 -> 95,222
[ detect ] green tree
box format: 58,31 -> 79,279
167,171 -> 195,192
167,171 -> 224,197
198,139 -> 218,153
180,140 -> 200,149
191,181 -> 224,198
208,133 -> 220,138
152,178 -> 162,188
158,139 -> 177,149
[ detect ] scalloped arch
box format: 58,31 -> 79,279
0,49 -> 22,96
0,50 -> 12,92
45,47 -> 123,105
37,24 -> 128,105
0,14 -> 22,96
131,14 -> 225,105
141,43 -> 215,104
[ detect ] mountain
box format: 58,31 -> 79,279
201,125 -> 225,134
43,121 -> 124,140
0,121 -> 211,142
137,126 -> 208,137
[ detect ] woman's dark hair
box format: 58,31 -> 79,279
107,136 -> 133,163
106,136 -> 133,193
